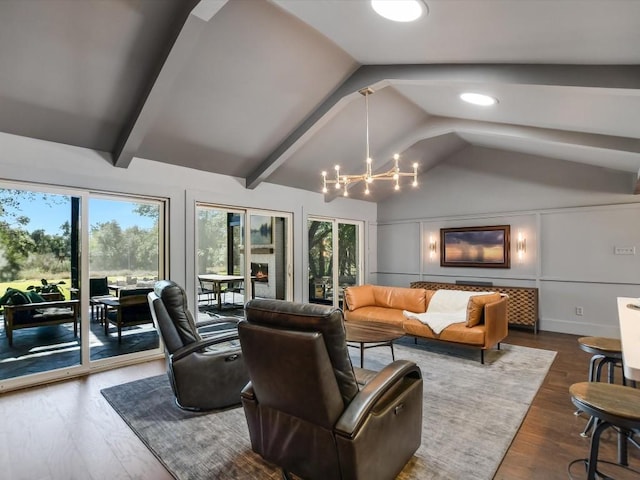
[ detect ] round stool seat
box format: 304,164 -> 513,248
575,338 -> 628,439
571,382 -> 640,425
569,382 -> 640,479
578,337 -> 623,357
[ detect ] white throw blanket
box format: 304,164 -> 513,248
403,290 -> 494,334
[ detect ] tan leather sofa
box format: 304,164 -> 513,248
343,284 -> 508,363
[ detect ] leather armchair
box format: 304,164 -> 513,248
148,280 -> 248,411
239,299 -> 423,480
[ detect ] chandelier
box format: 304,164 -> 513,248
322,87 -> 418,197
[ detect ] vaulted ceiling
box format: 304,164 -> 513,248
1,0 -> 639,202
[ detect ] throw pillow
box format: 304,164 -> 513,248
1,288 -> 31,306
466,292 -> 501,327
0,288 -> 33,324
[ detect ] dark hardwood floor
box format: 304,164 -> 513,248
496,329 -> 640,480
0,329 -> 638,479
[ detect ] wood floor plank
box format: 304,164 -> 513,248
496,329 -> 640,479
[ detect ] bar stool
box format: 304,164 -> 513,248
576,337 -> 626,437
568,382 -> 640,480
578,337 -> 624,384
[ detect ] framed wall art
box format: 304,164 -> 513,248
250,215 -> 273,246
440,225 -> 510,268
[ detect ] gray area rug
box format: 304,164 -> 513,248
101,340 -> 556,479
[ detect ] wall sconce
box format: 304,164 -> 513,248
429,236 -> 438,259
516,231 -> 526,260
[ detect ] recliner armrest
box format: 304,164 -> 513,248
171,331 -> 240,362
241,381 -> 255,400
196,316 -> 240,329
335,360 -> 421,438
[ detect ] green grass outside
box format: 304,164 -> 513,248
0,278 -> 72,301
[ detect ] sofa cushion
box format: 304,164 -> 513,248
345,306 -> 406,328
440,322 -> 486,345
403,318 -> 486,346
344,285 -> 376,311
29,308 -> 75,325
425,289 -> 436,305
372,286 -> 427,312
466,293 -> 502,327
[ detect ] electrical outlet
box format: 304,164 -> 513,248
614,246 -> 636,255
575,307 -> 584,316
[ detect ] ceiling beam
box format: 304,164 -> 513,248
245,64 -> 640,190
112,1 -> 228,168
323,115 -> 640,202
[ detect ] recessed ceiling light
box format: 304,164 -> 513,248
460,93 -> 498,106
371,0 -> 426,22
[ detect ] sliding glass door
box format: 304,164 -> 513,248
249,213 -> 290,302
308,217 -> 362,308
196,205 -> 291,317
196,206 -> 246,314
0,187 -> 80,380
0,182 -> 167,388
88,195 -> 164,361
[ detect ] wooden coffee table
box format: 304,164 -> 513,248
344,321 -> 405,368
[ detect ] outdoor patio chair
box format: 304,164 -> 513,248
104,287 -> 154,343
89,277 -> 114,322
197,277 -> 216,307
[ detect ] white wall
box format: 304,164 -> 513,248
0,132 -> 377,305
376,146 -> 640,337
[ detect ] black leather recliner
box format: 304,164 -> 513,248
239,299 -> 423,480
148,280 -> 248,411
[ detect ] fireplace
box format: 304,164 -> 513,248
251,262 -> 269,282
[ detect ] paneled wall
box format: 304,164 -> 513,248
376,146 -> 640,337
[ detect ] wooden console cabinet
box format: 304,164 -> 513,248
410,281 -> 538,332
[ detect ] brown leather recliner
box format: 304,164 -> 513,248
148,280 -> 248,411
239,299 -> 423,480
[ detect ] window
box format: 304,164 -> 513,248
0,187 -> 80,380
308,217 -> 362,308
89,195 -> 164,360
0,184 -> 167,387
196,205 -> 291,314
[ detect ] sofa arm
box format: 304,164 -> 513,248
343,285 -> 376,312
335,360 -> 422,438
484,296 -> 508,348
